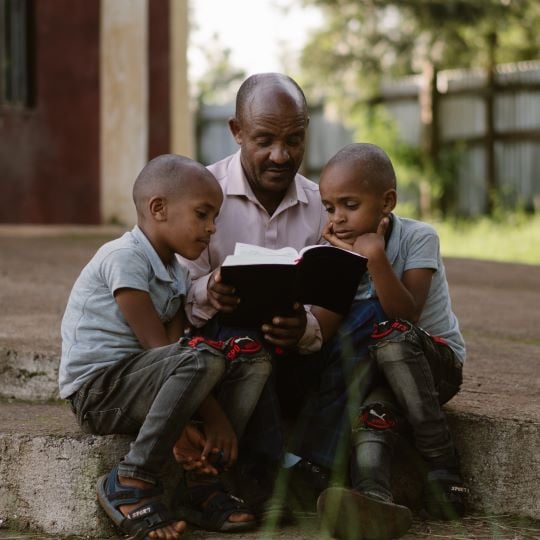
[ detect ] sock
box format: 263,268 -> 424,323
281,452 -> 302,469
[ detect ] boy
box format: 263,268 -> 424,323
59,154 -> 271,540
312,144 -> 468,540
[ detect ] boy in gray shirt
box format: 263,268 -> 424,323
312,143 -> 467,540
60,154 -> 271,539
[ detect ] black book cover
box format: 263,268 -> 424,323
220,245 -> 367,328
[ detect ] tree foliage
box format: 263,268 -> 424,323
194,34 -> 246,106
298,0 -> 540,217
299,0 -> 540,104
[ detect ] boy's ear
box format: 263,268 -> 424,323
149,196 -> 167,221
228,117 -> 242,145
382,189 -> 397,214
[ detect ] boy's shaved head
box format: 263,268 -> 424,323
324,143 -> 397,194
133,154 -> 217,219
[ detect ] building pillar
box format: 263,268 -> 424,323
100,0 -> 148,225
170,0 -> 194,157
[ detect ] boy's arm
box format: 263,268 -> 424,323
324,217 -> 432,323
114,288 -> 178,348
368,253 -> 433,323
165,308 -> 187,342
197,395 -> 238,468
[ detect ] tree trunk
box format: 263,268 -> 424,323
484,31 -> 497,215
419,60 -> 439,218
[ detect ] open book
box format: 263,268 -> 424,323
219,242 -> 368,328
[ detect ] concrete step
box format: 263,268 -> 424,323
1,400 -> 538,538
1,230 -> 540,537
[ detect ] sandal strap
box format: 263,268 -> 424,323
179,476 -> 252,530
121,500 -> 177,536
105,466 -> 163,509
200,491 -> 252,530
186,479 -> 228,507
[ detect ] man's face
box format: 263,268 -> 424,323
231,90 -> 308,197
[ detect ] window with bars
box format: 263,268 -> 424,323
0,0 -> 33,108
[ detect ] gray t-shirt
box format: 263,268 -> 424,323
354,214 -> 466,363
59,225 -> 189,398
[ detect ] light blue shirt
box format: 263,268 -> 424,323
59,226 -> 189,398
354,214 -> 466,363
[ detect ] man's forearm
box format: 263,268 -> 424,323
297,309 -> 323,354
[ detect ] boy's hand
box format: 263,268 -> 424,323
173,424 -> 219,475
202,413 -> 238,470
208,268 -> 240,313
352,216 -> 390,260
322,222 -> 354,250
262,303 -> 307,349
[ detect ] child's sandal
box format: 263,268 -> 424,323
174,474 -> 256,532
96,466 -> 179,539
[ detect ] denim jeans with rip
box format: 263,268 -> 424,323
69,338 -> 271,484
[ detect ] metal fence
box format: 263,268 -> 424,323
380,60 -> 540,215
197,60 -> 540,216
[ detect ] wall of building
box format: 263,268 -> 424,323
0,0 -> 189,225
0,1 -> 100,223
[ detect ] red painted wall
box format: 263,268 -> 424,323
0,1 -> 100,223
148,0 -> 171,159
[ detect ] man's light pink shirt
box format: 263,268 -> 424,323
178,150 -> 327,327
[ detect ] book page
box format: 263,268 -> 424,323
222,253 -> 295,266
299,244 -> 362,257
233,242 -> 300,259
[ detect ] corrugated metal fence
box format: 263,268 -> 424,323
197,60 -> 540,216
380,60 -> 540,215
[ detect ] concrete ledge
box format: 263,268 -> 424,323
0,349 -> 59,401
1,402 -> 538,537
449,410 -> 540,519
0,432 -> 128,537
0,402 -> 187,538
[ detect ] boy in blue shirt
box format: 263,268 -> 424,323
312,143 -> 467,540
60,154 -> 271,539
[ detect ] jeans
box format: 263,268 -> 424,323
200,317 -> 325,467
69,338 -> 271,484
201,300 -> 388,472
348,319 -> 463,499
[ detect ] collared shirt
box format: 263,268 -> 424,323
180,150 -> 327,331
354,214 -> 466,363
59,225 -> 189,398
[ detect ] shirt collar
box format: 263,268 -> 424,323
131,225 -> 174,282
225,150 -> 309,209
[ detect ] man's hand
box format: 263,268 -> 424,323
207,268 -> 240,313
262,302 -> 307,349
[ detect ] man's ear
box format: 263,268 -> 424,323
149,196 -> 167,221
382,189 -> 397,214
228,117 -> 242,145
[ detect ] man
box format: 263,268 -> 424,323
179,73 -> 343,516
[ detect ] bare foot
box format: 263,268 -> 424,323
118,475 -> 186,539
